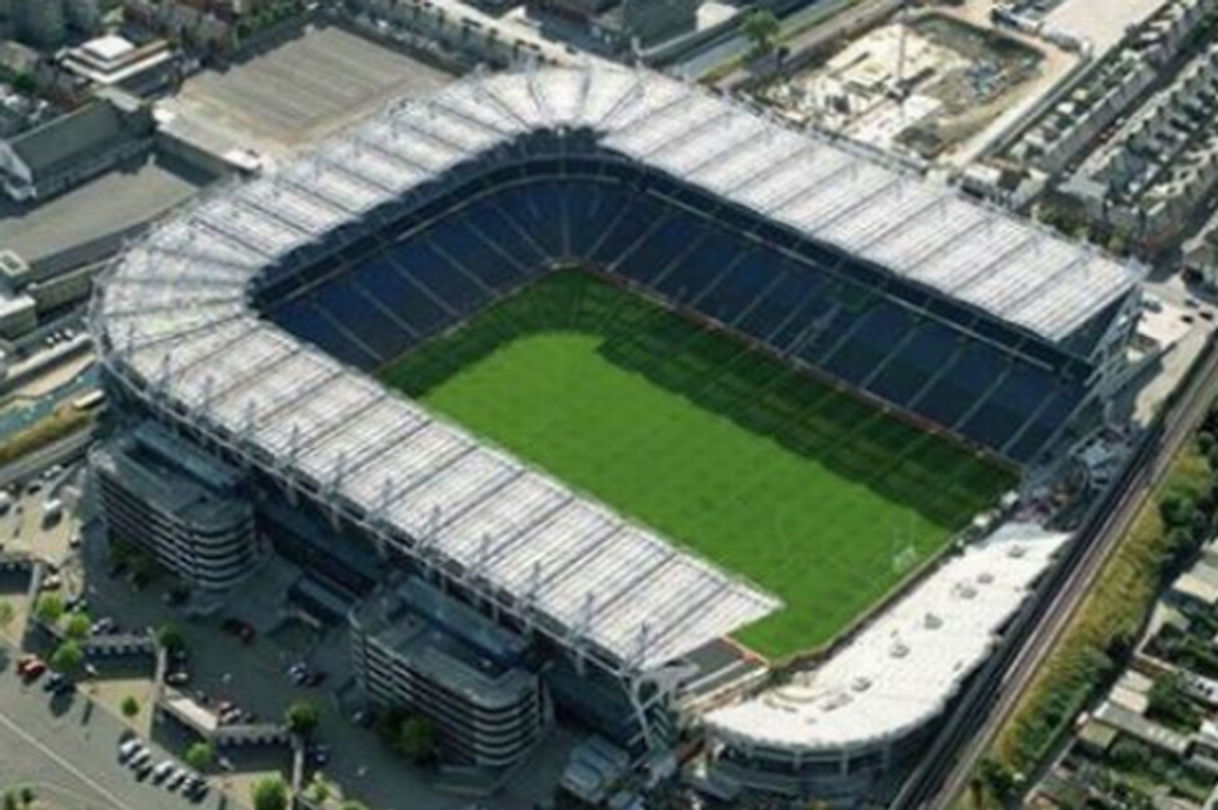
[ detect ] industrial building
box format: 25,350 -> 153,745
0,96 -> 152,203
90,65 -> 1144,800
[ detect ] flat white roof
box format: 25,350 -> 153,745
704,523 -> 1069,752
82,35 -> 135,64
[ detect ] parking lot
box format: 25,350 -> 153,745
0,461 -> 575,810
167,22 -> 457,157
0,644 -> 226,810
0,463 -> 83,567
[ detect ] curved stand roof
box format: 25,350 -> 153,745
92,65 -> 1128,674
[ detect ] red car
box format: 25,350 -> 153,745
17,657 -> 47,682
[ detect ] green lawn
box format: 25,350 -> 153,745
380,271 -> 1016,657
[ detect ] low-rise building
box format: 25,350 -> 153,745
350,576 -> 550,769
61,34 -> 178,96
91,421 -> 258,591
0,96 -> 152,202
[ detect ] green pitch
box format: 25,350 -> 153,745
380,271 -> 1016,657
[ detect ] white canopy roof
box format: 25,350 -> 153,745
94,65 -> 1124,673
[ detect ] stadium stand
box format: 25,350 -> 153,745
91,65 -> 1143,775
257,164 -> 1135,464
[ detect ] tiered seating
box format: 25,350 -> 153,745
1005,385 -> 1082,462
868,322 -> 956,406
820,303 -> 914,388
493,184 -> 566,258
613,214 -> 701,288
563,182 -> 616,252
960,363 -> 1058,452
459,196 -> 550,272
589,192 -> 670,268
260,171 -> 1090,464
385,242 -> 488,317
427,215 -> 531,293
692,248 -> 770,325
917,343 -> 1009,431
269,296 -> 379,368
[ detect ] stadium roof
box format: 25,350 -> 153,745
93,65 -> 1125,673
703,523 -> 1069,752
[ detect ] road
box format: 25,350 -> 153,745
0,647 -> 228,810
0,428 -> 96,491
894,337 -> 1218,810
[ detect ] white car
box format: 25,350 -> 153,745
166,769 -> 189,790
118,739 -> 144,761
151,760 -> 176,782
128,748 -> 152,768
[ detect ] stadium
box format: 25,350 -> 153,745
90,66 -> 1142,799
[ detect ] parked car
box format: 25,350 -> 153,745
151,760 -> 176,782
118,739 -> 144,762
17,656 -> 46,682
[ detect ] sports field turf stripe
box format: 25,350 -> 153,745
380,271 -> 1016,656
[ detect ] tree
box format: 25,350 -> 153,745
0,601 -> 14,631
185,741 -> 216,771
121,695 -> 140,719
304,776 -> 331,803
50,640 -> 83,674
1148,671 -> 1202,732
11,73 -> 35,94
1161,491 -> 1198,528
34,594 -> 64,625
17,788 -> 31,808
286,699 -> 321,736
742,9 -> 781,58
979,758 -> 1017,801
155,623 -> 185,652
62,611 -> 91,640
251,777 -> 288,810
397,715 -> 438,766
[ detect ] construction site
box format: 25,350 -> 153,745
757,10 -> 1046,163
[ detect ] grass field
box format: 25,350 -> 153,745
380,271 -> 1016,657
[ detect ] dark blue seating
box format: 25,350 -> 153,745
387,243 -> 488,315
614,215 -> 702,288
868,323 -> 954,406
258,170 -> 1099,464
270,297 -> 380,369
693,250 -> 771,325
460,197 -> 550,270
589,193 -> 669,267
917,343 -> 1006,429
